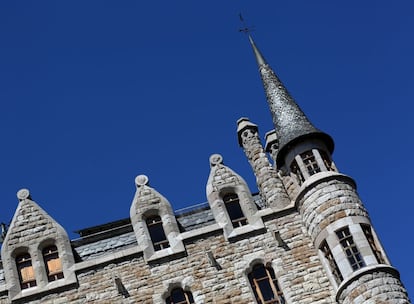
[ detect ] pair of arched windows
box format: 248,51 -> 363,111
15,245 -> 63,289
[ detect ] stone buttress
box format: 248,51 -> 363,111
247,35 -> 410,303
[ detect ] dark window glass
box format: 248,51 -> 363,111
16,253 -> 37,289
336,227 -> 365,270
248,264 -> 285,304
223,193 -> 247,228
42,245 -> 64,282
166,288 -> 194,304
146,215 -> 170,251
361,224 -> 386,264
320,241 -> 343,284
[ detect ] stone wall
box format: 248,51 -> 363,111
0,211 -> 337,303
338,269 -> 410,304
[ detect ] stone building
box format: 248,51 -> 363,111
0,36 -> 411,304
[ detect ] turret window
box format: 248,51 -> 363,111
223,193 -> 247,228
42,245 -> 64,282
166,288 -> 194,304
300,151 -> 321,176
319,150 -> 334,171
248,264 -> 285,304
146,215 -> 170,251
290,160 -> 305,185
16,253 -> 36,289
320,241 -> 343,284
336,227 -> 365,270
361,224 -> 385,264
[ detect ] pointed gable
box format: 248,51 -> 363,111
1,189 -> 76,301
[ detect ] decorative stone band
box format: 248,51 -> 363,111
336,265 -> 410,303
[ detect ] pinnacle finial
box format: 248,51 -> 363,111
17,188 -> 31,201
248,35 -> 267,66
135,175 -> 149,187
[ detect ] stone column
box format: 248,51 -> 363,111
237,118 -> 290,210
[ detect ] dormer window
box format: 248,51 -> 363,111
146,215 -> 170,251
42,245 -> 64,282
223,193 -> 247,228
16,253 -> 36,289
166,288 -> 195,304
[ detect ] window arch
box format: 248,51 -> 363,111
15,253 -> 36,289
42,245 -> 64,282
165,288 -> 194,304
223,193 -> 247,228
248,264 -> 285,304
146,215 -> 170,251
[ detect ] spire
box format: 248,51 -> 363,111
248,35 -> 334,167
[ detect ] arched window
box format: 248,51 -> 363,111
146,215 -> 170,251
42,245 -> 64,282
223,193 -> 247,228
248,264 -> 285,304
15,253 -> 36,289
166,288 -> 194,304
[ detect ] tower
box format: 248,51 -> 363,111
247,35 -> 410,303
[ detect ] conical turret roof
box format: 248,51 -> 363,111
248,36 -> 334,166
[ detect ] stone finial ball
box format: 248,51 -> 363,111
17,188 -> 30,200
135,174 -> 149,186
209,154 -> 223,166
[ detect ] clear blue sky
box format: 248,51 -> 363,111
1,1 -> 413,297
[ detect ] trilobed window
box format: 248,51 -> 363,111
16,253 -> 36,289
300,150 -> 321,176
146,215 -> 170,251
223,193 -> 247,228
43,245 -> 64,282
336,227 -> 365,271
248,264 -> 285,304
165,288 -> 194,304
361,224 -> 386,264
320,240 -> 343,284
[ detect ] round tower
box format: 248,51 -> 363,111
248,35 -> 410,303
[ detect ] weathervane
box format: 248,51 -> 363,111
238,13 -> 254,34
